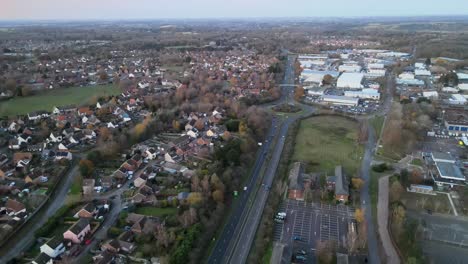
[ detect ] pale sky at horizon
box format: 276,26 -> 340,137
1,0 -> 468,20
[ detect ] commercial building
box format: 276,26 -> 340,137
444,109 -> 468,134
449,94 -> 467,105
337,72 -> 364,89
344,88 -> 380,100
322,95 -> 359,106
338,64 -> 362,73
430,152 -> 466,187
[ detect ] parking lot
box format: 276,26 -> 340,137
406,211 -> 468,263
274,200 -> 355,250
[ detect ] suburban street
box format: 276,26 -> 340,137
0,163 -> 79,263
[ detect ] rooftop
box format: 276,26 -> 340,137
435,162 -> 465,181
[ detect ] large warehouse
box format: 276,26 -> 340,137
337,73 -> 364,89
322,95 -> 359,106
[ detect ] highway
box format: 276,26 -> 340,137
208,53 -> 315,263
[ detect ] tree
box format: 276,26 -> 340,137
322,74 -> 333,85
5,79 -> 16,94
410,169 -> 424,184
187,192 -> 203,206
294,86 -> 305,101
351,178 -> 364,190
79,159 -> 95,177
212,190 -> 224,203
355,208 -> 365,223
21,86 -> 32,96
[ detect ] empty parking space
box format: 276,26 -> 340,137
274,200 -> 355,250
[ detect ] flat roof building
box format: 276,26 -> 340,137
322,95 -> 359,106
337,73 -> 364,89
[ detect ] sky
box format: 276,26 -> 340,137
1,0 -> 468,20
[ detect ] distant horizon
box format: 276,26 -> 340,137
1,14 -> 468,23
2,0 -> 468,21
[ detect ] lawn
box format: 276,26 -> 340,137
70,175 -> 82,195
135,207 -> 178,217
410,158 -> 423,166
0,84 -> 121,116
292,116 -> 364,175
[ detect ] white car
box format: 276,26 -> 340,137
243,186 -> 248,191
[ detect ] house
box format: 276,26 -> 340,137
334,166 -> 349,202
5,199 -> 26,215
32,252 -> 53,264
82,179 -> 95,195
40,236 -> 66,258
55,151 -> 72,161
13,152 -> 33,169
49,132 -> 63,143
287,162 -> 305,200
93,250 -> 115,264
133,177 -> 147,188
101,239 -> 136,254
101,176 -> 113,189
74,203 -> 97,218
63,218 -> 91,243
145,148 -> 158,160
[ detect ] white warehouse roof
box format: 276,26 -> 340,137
337,72 -> 364,89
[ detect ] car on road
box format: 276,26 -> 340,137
294,254 -> 307,261
296,250 -> 306,255
85,239 -> 92,245
243,186 -> 248,191
293,236 -> 303,241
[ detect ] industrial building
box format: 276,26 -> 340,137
449,94 -> 467,105
344,88 -> 380,100
337,72 -> 364,89
322,95 -> 359,106
444,109 -> 468,134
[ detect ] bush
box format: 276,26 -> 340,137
372,163 -> 390,173
108,227 -> 123,238
169,223 -> 202,264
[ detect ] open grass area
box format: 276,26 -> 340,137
0,84 -> 120,116
70,175 -> 82,195
134,207 -> 178,217
292,115 -> 364,175
410,158 -> 423,166
262,242 -> 273,264
401,192 -> 452,214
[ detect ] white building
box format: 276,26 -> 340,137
344,89 -> 380,100
338,64 -> 362,73
422,91 -> 439,99
306,87 -> 327,96
322,95 -> 359,106
40,237 -> 66,258
442,87 -> 459,93
449,94 -> 467,105
415,69 -> 431,76
337,73 -> 364,89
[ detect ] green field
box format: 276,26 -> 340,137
292,115 -> 364,175
134,207 -> 178,217
0,84 -> 121,116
